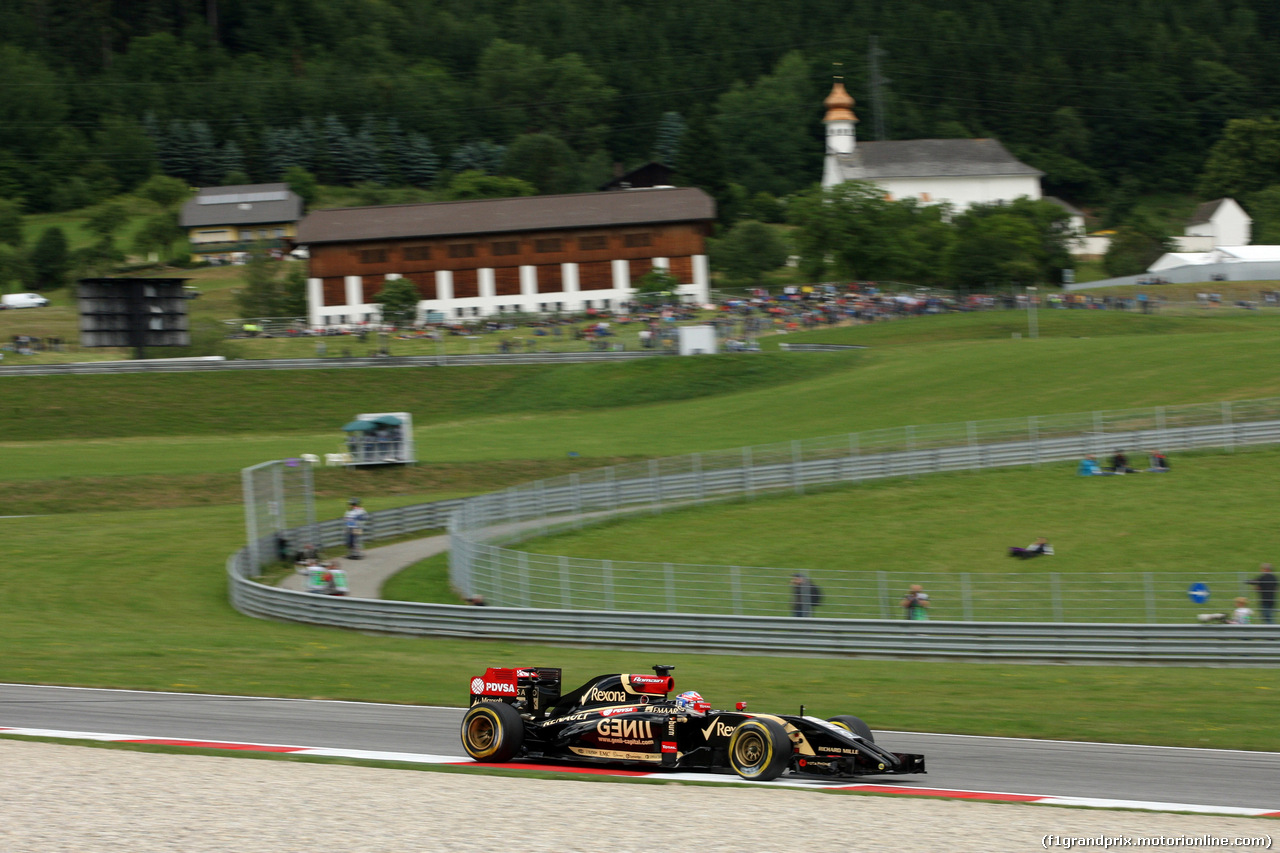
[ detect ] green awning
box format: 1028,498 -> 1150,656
372,415 -> 402,426
342,420 -> 376,432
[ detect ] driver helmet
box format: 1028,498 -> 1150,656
674,690 -> 710,716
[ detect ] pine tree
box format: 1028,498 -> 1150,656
652,111 -> 686,166
401,133 -> 440,187
159,119 -> 190,182
28,226 -> 70,291
449,141 -> 506,176
218,141 -> 246,183
350,122 -> 385,185
322,116 -> 354,184
677,110 -> 730,221
188,122 -> 218,184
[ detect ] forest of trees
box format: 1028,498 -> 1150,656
2,0 -> 1278,212
4,0 -> 1280,289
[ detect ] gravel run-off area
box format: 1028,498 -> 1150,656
4,740 -> 1276,853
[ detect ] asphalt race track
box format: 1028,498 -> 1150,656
3,683 -> 1277,812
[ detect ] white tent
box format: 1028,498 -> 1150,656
1148,252 -> 1212,273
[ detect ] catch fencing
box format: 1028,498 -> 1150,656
240,458 -> 463,571
225,548 -> 1280,664
449,396 -> 1280,623
0,350 -> 673,377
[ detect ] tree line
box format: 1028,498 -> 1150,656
5,0 -> 1280,292
3,0 -> 1279,210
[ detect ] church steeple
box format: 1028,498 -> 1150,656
824,77 -> 858,157
823,79 -> 857,124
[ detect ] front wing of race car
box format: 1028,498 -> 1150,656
778,715 -> 926,778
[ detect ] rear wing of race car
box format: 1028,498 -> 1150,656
469,666 -> 562,716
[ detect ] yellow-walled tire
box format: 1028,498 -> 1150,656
461,702 -> 524,762
828,714 -> 875,743
727,718 -> 791,781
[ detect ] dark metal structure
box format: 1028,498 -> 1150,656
77,278 -> 190,359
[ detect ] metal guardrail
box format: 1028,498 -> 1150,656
227,549 -> 1280,664
449,404 -> 1280,621
228,394 -> 1280,662
0,350 -> 674,376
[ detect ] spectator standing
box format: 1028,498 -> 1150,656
791,573 -> 813,617
901,584 -> 930,621
344,498 -> 370,559
1246,563 -> 1277,624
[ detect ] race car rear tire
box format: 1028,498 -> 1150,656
828,715 -> 874,743
461,702 -> 524,762
727,718 -> 791,781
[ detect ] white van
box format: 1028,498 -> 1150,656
1,293 -> 50,309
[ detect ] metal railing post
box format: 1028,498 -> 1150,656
571,473 -> 583,528
242,466 -> 259,569
1144,572 -> 1156,623
849,432 -> 861,482
743,446 -> 754,499
1029,415 -> 1040,467
1051,573 -> 1064,622
792,440 -> 804,494
967,421 -> 978,470
519,551 -> 531,607
558,554 -> 570,609
694,453 -> 705,504
878,571 -> 890,619
664,562 -> 676,612
730,566 -> 742,615
603,559 -> 615,610
962,573 -> 973,622
650,459 -> 662,514
1223,400 -> 1234,451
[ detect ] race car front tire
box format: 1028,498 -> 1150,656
727,718 -> 791,781
461,701 -> 524,762
827,715 -> 875,743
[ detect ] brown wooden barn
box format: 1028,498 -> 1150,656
294,187 -> 715,325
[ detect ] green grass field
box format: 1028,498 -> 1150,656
437,446 -> 1273,622
5,302 -> 1280,752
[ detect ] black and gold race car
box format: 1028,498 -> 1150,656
460,664 -> 925,782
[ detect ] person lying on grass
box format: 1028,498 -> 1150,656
1009,537 -> 1054,559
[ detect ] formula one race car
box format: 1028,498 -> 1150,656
460,664 -> 925,781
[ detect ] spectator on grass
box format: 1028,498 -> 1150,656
293,542 -> 320,565
1147,450 -> 1170,472
1009,537 -> 1054,559
901,584 -> 930,621
1227,596 -> 1253,625
1077,455 -> 1113,476
1246,563 -> 1277,625
1107,450 -> 1137,474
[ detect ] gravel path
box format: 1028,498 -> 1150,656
4,740 -> 1272,852
278,537 -> 448,599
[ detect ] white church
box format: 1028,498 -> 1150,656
820,79 -> 1044,211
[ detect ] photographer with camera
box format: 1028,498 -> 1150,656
900,584 -> 930,621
